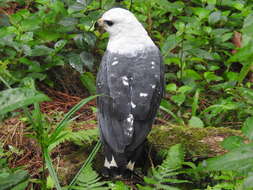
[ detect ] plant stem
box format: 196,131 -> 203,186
99,0 -> 102,9
68,140 -> 102,189
179,27 -> 185,80
129,0 -> 133,11
41,146 -> 47,190
44,148 -> 62,190
180,40 -> 184,80
0,76 -> 11,89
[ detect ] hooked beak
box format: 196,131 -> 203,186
97,18 -> 104,27
95,18 -> 105,33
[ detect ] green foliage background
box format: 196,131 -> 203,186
1,0 -> 253,126
1,0 -> 253,189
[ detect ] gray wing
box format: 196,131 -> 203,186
96,48 -> 164,153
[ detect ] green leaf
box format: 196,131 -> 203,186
68,53 -> 84,73
244,174 -> 253,188
11,180 -> 29,190
238,62 -> 253,84
9,12 -> 22,25
221,136 -> 245,151
221,0 -> 244,10
19,57 -> 43,72
171,94 -> 185,106
188,116 -> 204,128
37,30 -> 62,42
44,149 -> 62,190
0,88 -> 50,115
157,0 -> 185,15
80,72 -> 96,95
193,8 -> 211,20
191,89 -> 200,117
161,34 -> 181,56
46,175 -> 55,189
20,16 -> 41,31
68,141 -> 102,189
109,181 -> 130,190
48,95 -> 98,145
160,99 -> 184,125
159,144 -> 185,171
69,51 -> 94,73
54,40 -> 67,52
202,142 -> 253,173
0,13 -> 10,27
225,72 -> 239,81
183,69 -> 202,81
228,41 -> 253,63
166,83 -> 177,92
204,72 -> 223,83
83,32 -> 96,47
20,32 -> 33,42
208,65 -> 220,71
242,14 -> 253,46
68,4 -> 83,14
29,45 -> 54,57
208,11 -> 221,25
237,87 -> 253,105
188,49 -> 215,60
59,17 -> 78,28
0,170 -> 29,190
242,117 -> 253,140
80,51 -> 94,71
177,85 -> 193,94
207,0 -> 216,5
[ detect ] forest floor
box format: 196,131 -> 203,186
0,87 -> 243,189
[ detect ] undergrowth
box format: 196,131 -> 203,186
1,0 -> 253,189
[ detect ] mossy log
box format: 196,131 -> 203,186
148,125 -> 241,159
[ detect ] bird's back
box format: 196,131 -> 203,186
97,47 -> 164,153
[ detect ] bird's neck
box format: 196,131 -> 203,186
107,34 -> 156,55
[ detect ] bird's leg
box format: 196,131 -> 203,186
101,144 -> 126,179
123,141 -> 145,179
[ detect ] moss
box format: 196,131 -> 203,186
148,125 -> 242,159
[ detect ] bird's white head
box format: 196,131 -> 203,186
98,8 -> 156,55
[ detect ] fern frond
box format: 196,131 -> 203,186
48,128 -> 99,151
158,144 -> 185,172
69,164 -> 108,190
138,144 -> 190,190
69,129 -> 99,146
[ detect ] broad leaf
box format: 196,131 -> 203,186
242,117 -> 253,140
209,11 -> 221,25
244,174 -> 253,188
171,94 -> 185,106
0,88 -> 50,115
29,45 -> 54,57
54,40 -> 67,52
202,142 -> 253,173
188,116 -> 204,128
68,53 -> 84,73
0,170 -> 29,190
166,83 -> 177,92
221,136 -> 244,151
80,72 -> 96,95
80,51 -> 94,71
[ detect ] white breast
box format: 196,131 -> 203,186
107,35 -> 155,55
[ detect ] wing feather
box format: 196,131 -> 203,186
97,49 -> 164,153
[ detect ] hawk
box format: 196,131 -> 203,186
96,8 -> 164,178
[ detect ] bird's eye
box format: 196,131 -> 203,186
104,20 -> 114,26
